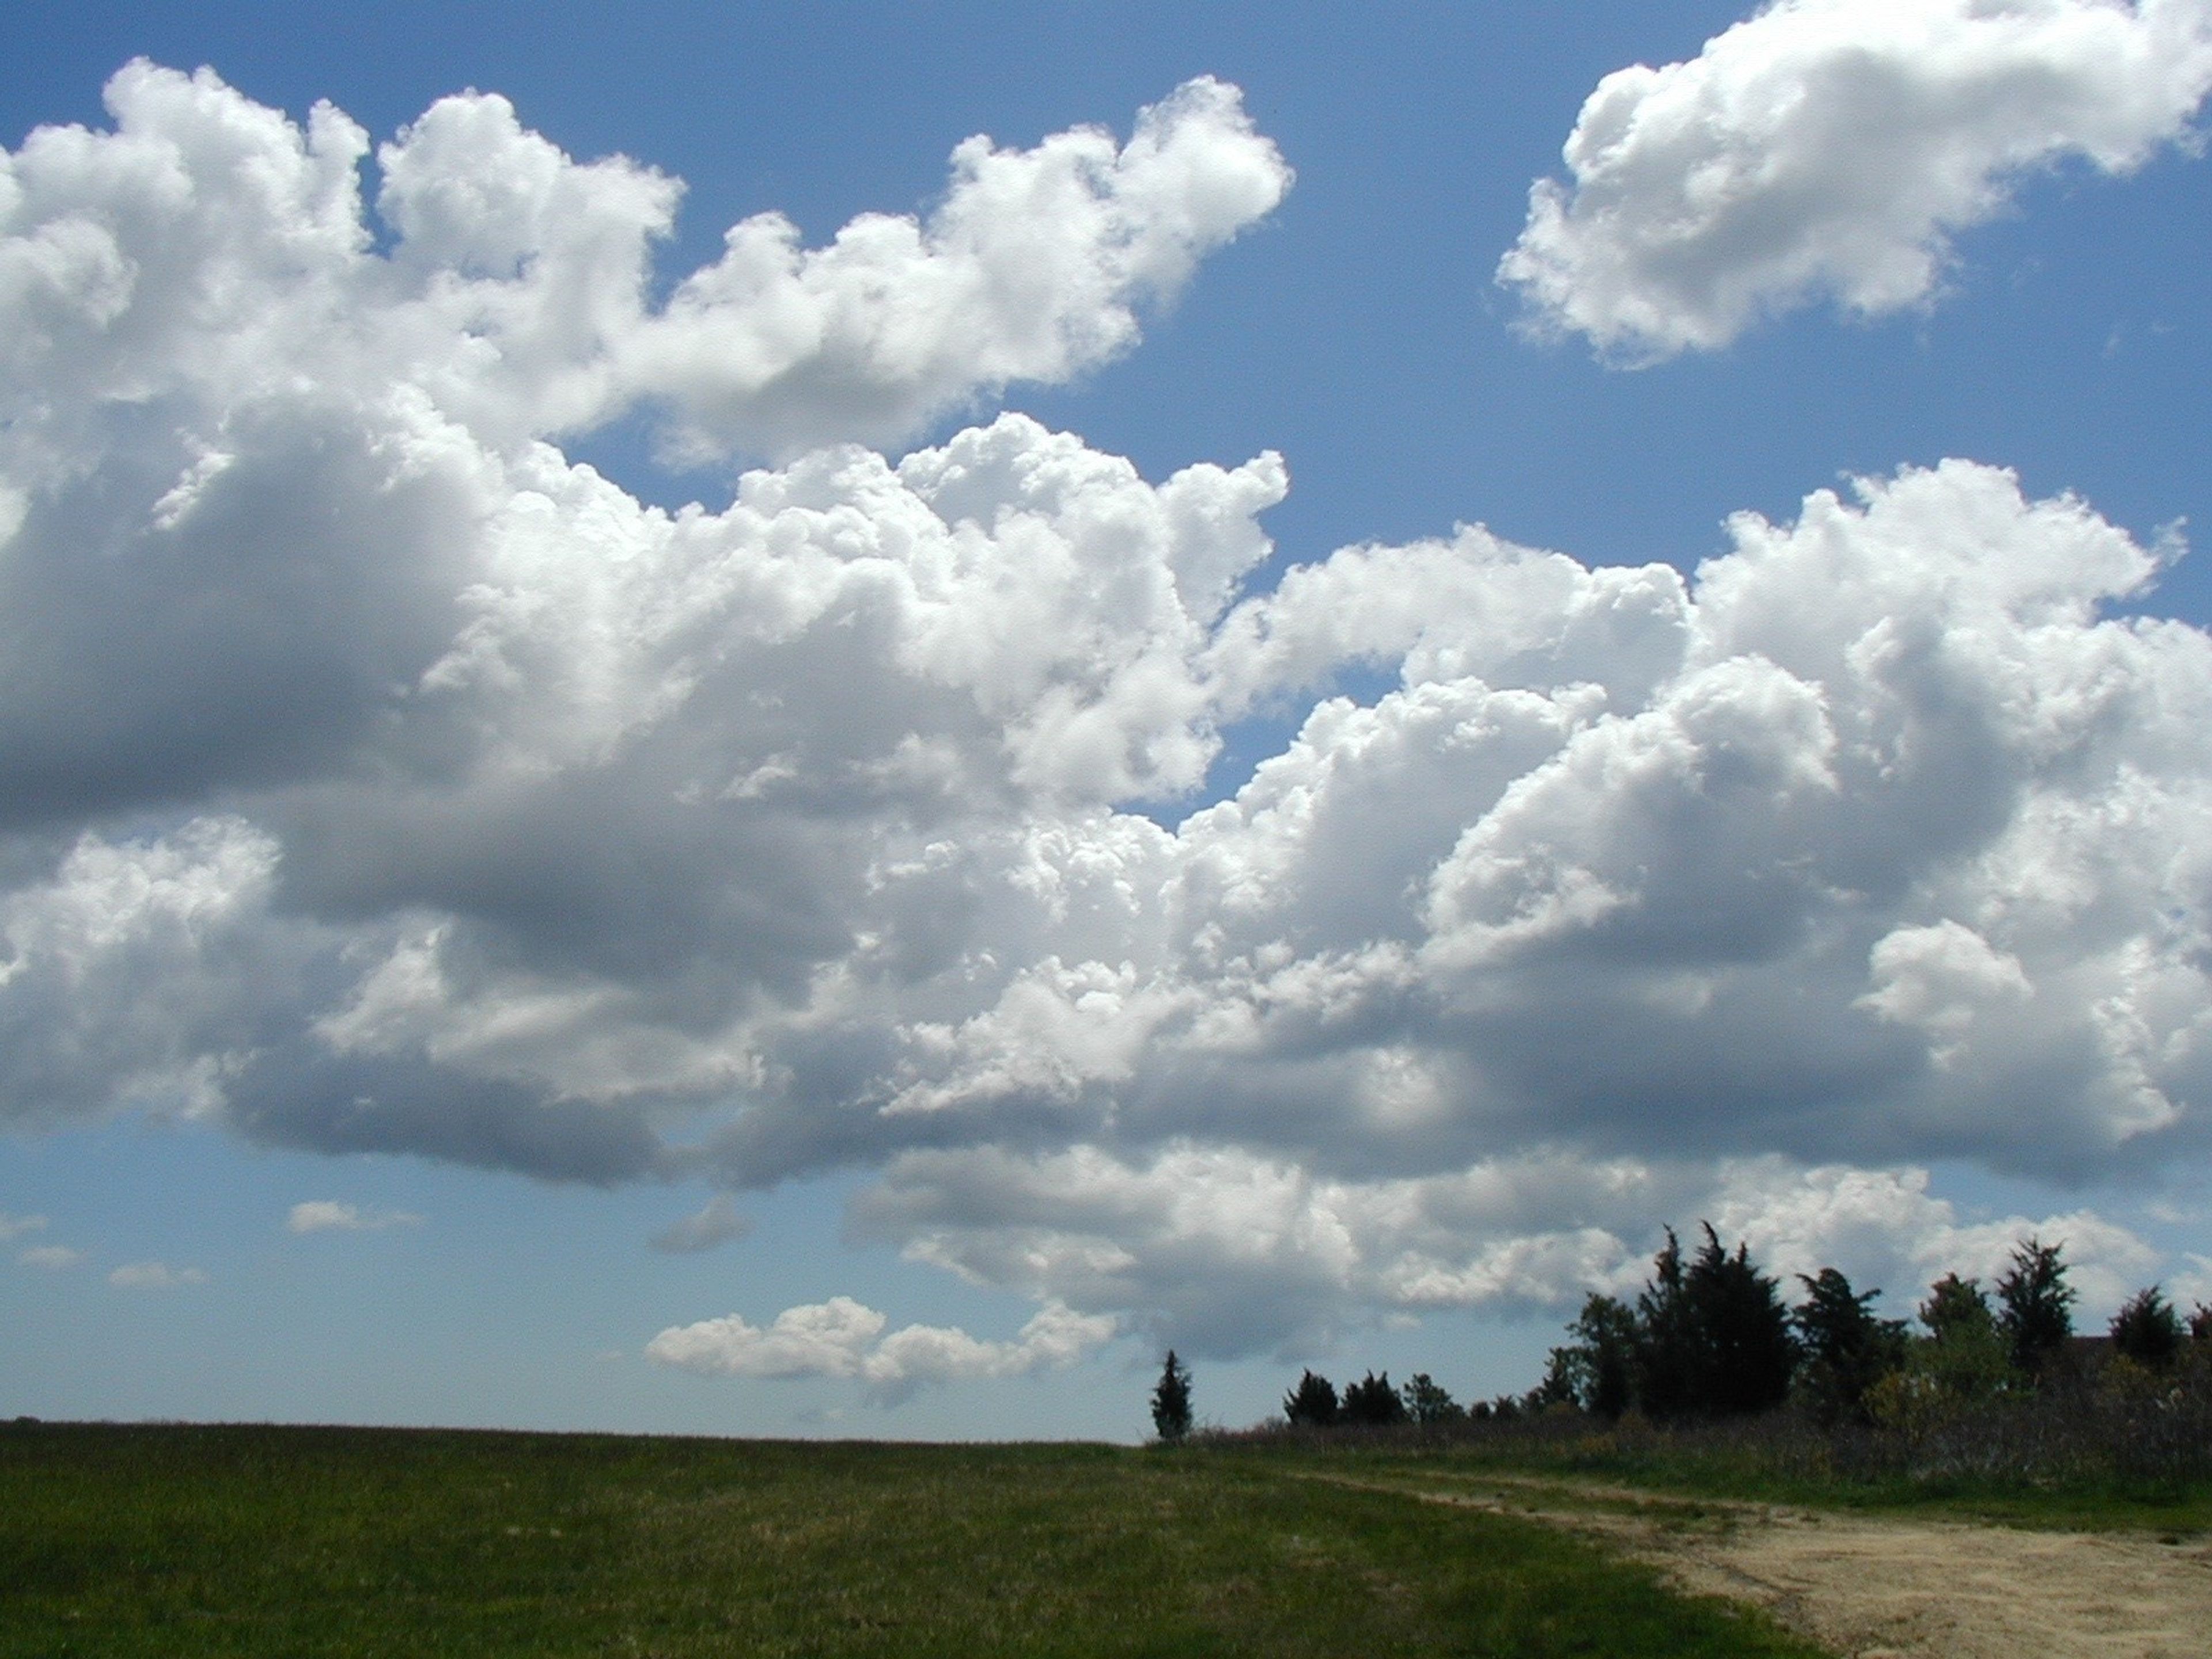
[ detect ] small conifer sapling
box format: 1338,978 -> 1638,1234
1150,1350 -> 1194,1444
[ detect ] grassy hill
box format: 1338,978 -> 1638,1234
0,1420 -> 1828,1657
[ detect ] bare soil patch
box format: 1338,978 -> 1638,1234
1371,1474 -> 2212,1659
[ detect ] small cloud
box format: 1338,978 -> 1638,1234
287,1200 -> 425,1234
592,1348 -> 626,1363
17,1245 -> 81,1270
646,1294 -> 1116,1403
0,1213 -> 48,1243
109,1262 -> 207,1289
650,1195 -> 753,1254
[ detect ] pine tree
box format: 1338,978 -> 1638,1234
1995,1237 -> 2075,1377
1633,1228 -> 1700,1420
1339,1370 -> 1408,1426
1150,1350 -> 1193,1444
1283,1368 -> 1339,1427
1685,1223 -> 1798,1416
1792,1267 -> 1906,1426
1554,1292 -> 1638,1418
1914,1272 -> 2012,1405
2109,1285 -> 2184,1370
1399,1372 -> 1463,1425
1627,1224 -> 1796,1419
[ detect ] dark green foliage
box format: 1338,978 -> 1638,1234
1625,1225 -> 1798,1421
1150,1350 -> 1194,1443
1688,1225 -> 1798,1416
0,1422 -> 1828,1659
1339,1370 -> 1408,1427
1527,1347 -> 1580,1412
1792,1268 -> 1908,1426
1398,1372 -> 1463,1425
1633,1228 -> 1701,1421
1862,1272 -> 2008,1426
1563,1294 -> 1639,1419
1995,1236 -> 2077,1376
1539,1228 -> 1798,1422
2109,1286 -> 2184,1371
2192,1302 -> 2212,1344
1919,1272 -> 1995,1341
1283,1368 -> 1339,1427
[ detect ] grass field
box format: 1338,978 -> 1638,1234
1226,1418 -> 2212,1535
0,1420 -> 1831,1658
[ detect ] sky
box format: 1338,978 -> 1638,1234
4,0 -> 2212,1441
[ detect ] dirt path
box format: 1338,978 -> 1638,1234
1333,1473 -> 2212,1659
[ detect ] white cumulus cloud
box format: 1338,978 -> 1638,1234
17,1244 -> 79,1270
1499,0 -> 2212,359
645,1295 -> 1116,1402
0,60 -> 2206,1360
286,1200 -> 425,1234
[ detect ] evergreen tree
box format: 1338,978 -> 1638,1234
1633,1228 -> 1700,1420
1399,1372 -> 1463,1425
1548,1293 -> 1637,1418
1914,1272 -> 2012,1405
1629,1224 -> 1796,1419
1792,1267 -> 1907,1426
1686,1224 -> 1797,1416
1919,1272 -> 1994,1340
2109,1285 -> 2184,1370
1283,1369 -> 1339,1427
1995,1236 -> 2075,1376
1340,1370 -> 1408,1426
1526,1347 -> 1580,1412
1150,1350 -> 1194,1444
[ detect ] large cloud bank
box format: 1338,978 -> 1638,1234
3,63 -> 2208,1369
1500,0 -> 2212,359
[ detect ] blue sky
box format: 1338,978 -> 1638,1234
5,0 -> 2212,1439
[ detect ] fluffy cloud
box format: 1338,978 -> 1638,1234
626,75 -> 1293,460
1499,0 -> 2212,359
645,1295 -> 1115,1402
286,1200 -> 425,1233
2,63 -> 2207,1361
0,1213 -> 46,1241
17,1244 -> 81,1270
0,61 -> 1284,474
108,1262 -> 207,1289
851,1147 -> 2165,1353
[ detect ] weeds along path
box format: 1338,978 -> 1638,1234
1304,1471 -> 2212,1659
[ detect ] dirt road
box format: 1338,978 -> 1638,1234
1385,1474 -> 2212,1659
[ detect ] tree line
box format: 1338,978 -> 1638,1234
1536,1225 -> 2208,1429
1149,1223 -> 2212,1442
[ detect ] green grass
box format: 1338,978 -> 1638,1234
1231,1426 -> 2212,1535
0,1421 -> 1831,1658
